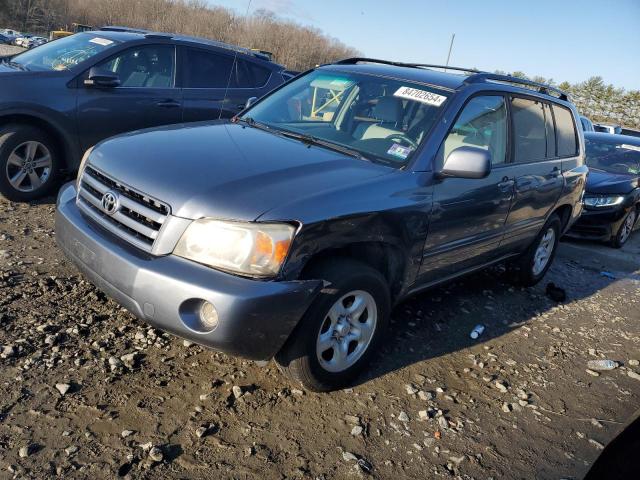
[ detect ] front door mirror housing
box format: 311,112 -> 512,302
84,67 -> 121,88
437,146 -> 492,179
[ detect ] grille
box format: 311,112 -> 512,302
76,166 -> 170,252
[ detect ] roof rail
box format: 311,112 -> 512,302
465,72 -> 569,100
336,58 -> 569,101
144,32 -> 173,39
100,26 -> 149,34
335,57 -> 481,73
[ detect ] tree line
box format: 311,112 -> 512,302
0,0 -> 360,71
497,71 -> 640,130
2,0 -> 638,129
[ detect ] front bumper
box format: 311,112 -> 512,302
566,205 -> 630,241
55,182 -> 323,360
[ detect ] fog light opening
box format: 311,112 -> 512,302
199,301 -> 219,330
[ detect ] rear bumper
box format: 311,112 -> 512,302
55,182 -> 323,360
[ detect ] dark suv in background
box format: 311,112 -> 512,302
0,27 -> 290,201
56,59 -> 587,391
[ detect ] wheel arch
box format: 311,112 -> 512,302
298,241 -> 408,303
0,112 -> 78,172
551,203 -> 574,233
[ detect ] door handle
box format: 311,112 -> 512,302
551,167 -> 562,178
497,176 -> 515,191
156,100 -> 181,108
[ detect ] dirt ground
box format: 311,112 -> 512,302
0,45 -> 25,57
1,193 -> 639,479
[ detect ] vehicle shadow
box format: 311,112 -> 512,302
355,256 -> 620,386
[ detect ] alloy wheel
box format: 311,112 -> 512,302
316,290 -> 377,373
619,210 -> 636,244
5,141 -> 52,192
532,227 -> 556,276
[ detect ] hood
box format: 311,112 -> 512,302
586,168 -> 638,195
88,122 -> 392,221
0,62 -> 21,74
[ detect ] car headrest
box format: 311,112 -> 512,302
373,97 -> 403,123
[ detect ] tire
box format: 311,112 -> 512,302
511,214 -> 562,287
0,124 -> 60,202
611,209 -> 637,249
275,258 -> 390,392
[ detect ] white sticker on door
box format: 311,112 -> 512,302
393,86 -> 447,107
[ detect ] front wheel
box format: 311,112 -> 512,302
611,209 -> 637,249
275,258 -> 390,392
511,214 -> 561,287
0,124 -> 60,202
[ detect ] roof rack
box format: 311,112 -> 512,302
335,57 -> 569,101
335,57 -> 480,73
100,26 -> 149,34
464,72 -> 569,100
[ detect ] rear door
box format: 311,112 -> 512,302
500,96 -> 568,251
76,44 -> 182,151
419,95 -> 514,284
181,48 -> 274,121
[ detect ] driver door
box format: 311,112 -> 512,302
76,45 -> 182,152
418,95 -> 514,284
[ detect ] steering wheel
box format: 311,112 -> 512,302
386,133 -> 418,150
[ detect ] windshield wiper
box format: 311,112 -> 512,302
270,127 -> 369,161
237,117 -> 370,162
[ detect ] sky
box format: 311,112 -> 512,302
209,0 -> 640,90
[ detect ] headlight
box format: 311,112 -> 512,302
583,195 -> 625,208
76,146 -> 94,188
174,219 -> 296,277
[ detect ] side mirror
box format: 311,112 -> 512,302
438,146 -> 492,179
245,96 -> 258,109
84,67 -> 120,88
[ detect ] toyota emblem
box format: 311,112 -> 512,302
101,191 -> 119,215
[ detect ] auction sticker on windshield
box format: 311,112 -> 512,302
89,37 -> 114,46
394,86 -> 447,106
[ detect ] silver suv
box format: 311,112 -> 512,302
56,59 -> 587,391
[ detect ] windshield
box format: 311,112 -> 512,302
586,137 -> 640,175
10,33 -> 121,71
241,69 -> 449,168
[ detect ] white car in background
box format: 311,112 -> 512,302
14,34 -> 34,47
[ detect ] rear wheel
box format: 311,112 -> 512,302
611,209 -> 637,248
511,214 -> 561,287
0,124 -> 60,202
275,258 -> 390,392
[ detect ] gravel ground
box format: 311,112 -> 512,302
1,193 -> 639,479
0,45 -> 25,57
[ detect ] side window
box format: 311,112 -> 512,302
184,48 -> 233,88
233,58 -> 272,88
96,45 -> 175,88
543,103 -> 556,157
552,104 -> 578,156
511,97 -> 547,162
443,95 -> 507,165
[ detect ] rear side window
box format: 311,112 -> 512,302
443,95 -> 507,165
232,59 -> 272,88
184,48 -> 233,88
552,104 -> 578,156
511,98 -> 547,162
